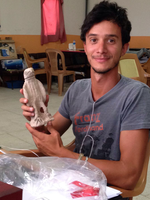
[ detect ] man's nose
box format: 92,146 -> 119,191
97,40 -> 107,53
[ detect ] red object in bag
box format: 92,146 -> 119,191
70,181 -> 100,199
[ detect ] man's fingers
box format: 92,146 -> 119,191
20,88 -> 23,95
26,123 -> 44,139
20,88 -> 34,122
21,104 -> 34,113
20,97 -> 28,104
21,104 -> 34,121
47,122 -> 63,146
47,122 -> 56,134
21,105 -> 34,120
47,122 -> 60,136
23,110 -> 34,118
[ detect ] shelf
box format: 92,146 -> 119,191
0,40 -> 17,60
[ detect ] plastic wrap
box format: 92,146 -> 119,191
0,154 -> 107,200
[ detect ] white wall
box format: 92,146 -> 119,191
63,0 -> 85,35
0,0 -> 85,35
0,0 -> 41,35
0,0 -> 150,37
88,0 -> 150,36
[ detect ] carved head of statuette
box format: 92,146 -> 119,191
24,68 -> 35,80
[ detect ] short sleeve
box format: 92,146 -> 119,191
121,86 -> 150,131
58,82 -> 75,119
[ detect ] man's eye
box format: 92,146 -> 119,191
108,39 -> 115,44
90,38 -> 97,43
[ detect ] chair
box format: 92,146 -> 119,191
22,48 -> 51,94
119,53 -> 150,85
141,58 -> 150,87
141,57 -> 150,72
0,139 -> 149,200
45,49 -> 75,96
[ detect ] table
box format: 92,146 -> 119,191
62,49 -> 90,78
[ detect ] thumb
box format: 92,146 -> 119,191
47,121 -> 57,134
47,121 -> 63,146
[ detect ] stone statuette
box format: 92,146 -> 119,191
23,68 -> 54,127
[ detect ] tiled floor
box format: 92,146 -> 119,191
0,83 -> 149,200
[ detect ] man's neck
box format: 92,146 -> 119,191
91,69 -> 120,101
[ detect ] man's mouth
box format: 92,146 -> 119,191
92,56 -> 110,62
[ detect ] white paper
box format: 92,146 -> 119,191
106,186 -> 122,199
23,186 -> 121,200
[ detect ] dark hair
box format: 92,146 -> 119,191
80,0 -> 132,46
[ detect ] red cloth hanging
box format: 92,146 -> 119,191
41,0 -> 67,45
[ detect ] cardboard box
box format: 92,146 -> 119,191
0,40 -> 17,60
0,181 -> 22,200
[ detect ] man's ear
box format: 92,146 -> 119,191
121,43 -> 129,56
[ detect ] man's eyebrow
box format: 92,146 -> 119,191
87,33 -> 98,38
87,33 -> 119,38
106,34 -> 118,38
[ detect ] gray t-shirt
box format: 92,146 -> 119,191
59,75 -> 150,161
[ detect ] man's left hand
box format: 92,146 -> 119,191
25,122 -> 65,156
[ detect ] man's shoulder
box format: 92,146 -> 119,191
74,78 -> 91,85
71,78 -> 91,90
65,78 -> 91,99
120,75 -> 149,91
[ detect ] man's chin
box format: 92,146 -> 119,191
91,61 -> 119,74
92,66 -> 112,74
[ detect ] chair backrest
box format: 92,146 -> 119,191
134,139 -> 150,196
119,53 -> 147,84
46,49 -> 67,73
22,48 -> 32,68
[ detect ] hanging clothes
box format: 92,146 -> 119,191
41,0 -> 67,45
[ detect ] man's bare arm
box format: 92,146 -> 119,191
88,129 -> 149,189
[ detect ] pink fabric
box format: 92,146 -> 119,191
41,0 -> 67,45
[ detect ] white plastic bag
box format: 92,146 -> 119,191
0,154 -> 107,200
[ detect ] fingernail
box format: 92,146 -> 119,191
30,107 -> 33,111
24,99 -> 27,103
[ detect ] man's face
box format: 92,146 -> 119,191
84,20 -> 128,74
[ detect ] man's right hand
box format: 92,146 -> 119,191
20,88 -> 34,121
19,88 -> 49,121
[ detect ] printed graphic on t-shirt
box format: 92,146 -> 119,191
74,112 -> 114,159
74,111 -> 103,131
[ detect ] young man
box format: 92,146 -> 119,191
20,0 -> 150,194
